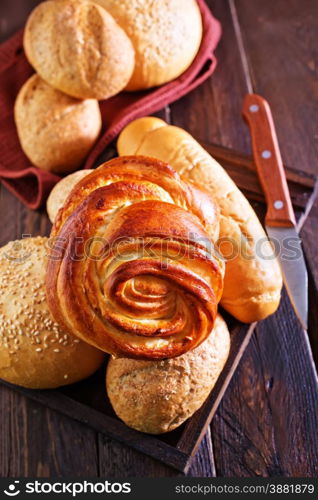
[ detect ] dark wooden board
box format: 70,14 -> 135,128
0,146 -> 315,472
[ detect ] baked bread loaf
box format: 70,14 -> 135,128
117,117 -> 283,323
14,75 -> 101,174
92,0 -> 202,91
0,237 -> 104,389
46,156 -> 224,359
47,169 -> 94,223
24,0 -> 135,99
107,313 -> 230,434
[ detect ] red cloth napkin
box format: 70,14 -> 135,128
0,0 -> 221,209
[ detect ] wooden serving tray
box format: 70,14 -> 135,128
1,144 -> 317,473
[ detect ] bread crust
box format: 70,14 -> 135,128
46,156 -> 224,359
117,118 -> 283,322
24,0 -> 135,99
14,75 -> 101,173
0,237 -> 104,389
93,0 -> 202,90
106,314 -> 230,434
47,169 -> 94,223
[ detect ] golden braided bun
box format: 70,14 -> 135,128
46,156 -> 224,359
24,0 -> 135,99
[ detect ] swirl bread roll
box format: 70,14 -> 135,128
106,314 -> 230,434
46,156 -> 224,359
47,169 -> 94,223
0,237 -> 104,389
92,0 -> 202,91
14,75 -> 101,174
24,0 -> 135,99
117,118 -> 283,323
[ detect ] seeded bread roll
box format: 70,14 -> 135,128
106,314 -> 230,434
24,0 -> 135,99
93,0 -> 202,90
0,237 -> 104,389
14,75 -> 101,174
117,117 -> 283,323
47,170 -> 94,223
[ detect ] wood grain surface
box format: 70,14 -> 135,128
0,0 -> 318,477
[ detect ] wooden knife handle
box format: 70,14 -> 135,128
242,94 -> 296,227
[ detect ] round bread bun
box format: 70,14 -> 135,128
23,0 -> 135,99
0,237 -> 104,389
93,0 -> 202,91
47,169 -> 94,223
14,75 -> 101,174
106,314 -> 230,434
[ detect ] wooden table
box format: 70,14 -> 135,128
1,0 -> 318,477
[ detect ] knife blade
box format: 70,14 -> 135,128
242,94 -> 308,329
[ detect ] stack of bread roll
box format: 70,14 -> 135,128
14,0 -> 203,174
0,118 -> 283,433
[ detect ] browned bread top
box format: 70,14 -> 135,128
46,156 -> 224,359
0,237 -> 104,389
24,0 -> 135,99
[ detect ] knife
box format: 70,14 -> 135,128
242,94 -> 308,329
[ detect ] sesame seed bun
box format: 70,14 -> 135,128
14,75 -> 102,175
0,237 -> 104,389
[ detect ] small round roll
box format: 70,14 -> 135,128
106,314 -> 230,434
47,170 -> 94,223
93,0 -> 202,90
14,75 -> 101,174
0,237 -> 104,389
23,0 -> 135,99
46,156 -> 223,360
